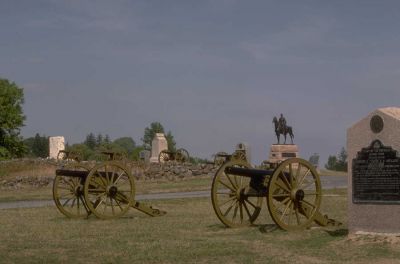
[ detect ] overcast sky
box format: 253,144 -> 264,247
1,0 -> 400,165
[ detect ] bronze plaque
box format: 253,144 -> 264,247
282,152 -> 296,158
370,115 -> 384,133
353,140 -> 400,204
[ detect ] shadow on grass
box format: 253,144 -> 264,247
325,228 -> 348,237
258,224 -> 280,233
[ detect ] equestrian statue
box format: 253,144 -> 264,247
273,114 -> 294,144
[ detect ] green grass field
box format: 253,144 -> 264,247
1,189 -> 399,263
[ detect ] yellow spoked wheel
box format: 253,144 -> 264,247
267,158 -> 321,231
232,150 -> 246,162
214,151 -> 228,166
211,160 -> 262,227
53,164 -> 90,218
176,148 -> 189,163
158,150 -> 170,163
84,161 -> 135,219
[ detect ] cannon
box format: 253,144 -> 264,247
158,148 -> 190,163
211,158 -> 340,230
53,151 -> 166,219
213,150 -> 247,166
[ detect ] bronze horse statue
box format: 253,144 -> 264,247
273,116 -> 294,144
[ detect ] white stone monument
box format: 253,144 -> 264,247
49,136 -> 65,159
149,133 -> 168,163
347,107 -> 400,234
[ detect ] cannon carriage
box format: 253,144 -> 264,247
53,151 -> 166,219
211,158 -> 340,230
158,148 -> 190,163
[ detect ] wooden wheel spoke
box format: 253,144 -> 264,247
218,196 -> 236,207
287,202 -> 294,225
216,191 -> 231,195
244,198 -> 258,209
111,198 -> 115,215
232,202 -> 239,221
242,200 -> 252,219
289,164 -> 294,187
225,173 -> 238,189
298,169 -> 311,187
239,203 -> 244,223
301,179 -> 316,190
301,199 -> 317,208
115,199 -> 124,211
114,174 -> 124,185
280,200 -> 292,221
279,172 -> 291,191
223,200 -> 235,217
274,178 -> 290,193
295,206 -> 301,225
272,193 -> 290,198
115,192 -> 130,203
274,197 -> 290,209
218,179 -> 235,192
62,198 -> 73,207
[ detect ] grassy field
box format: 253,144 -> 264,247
1,189 -> 400,263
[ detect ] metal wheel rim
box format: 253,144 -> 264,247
267,158 -> 321,231
176,148 -> 189,163
211,160 -> 262,227
158,150 -> 170,163
53,164 -> 90,218
214,152 -> 228,166
84,161 -> 135,219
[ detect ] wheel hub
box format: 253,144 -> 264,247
74,185 -> 83,196
107,185 -> 118,198
295,189 -> 305,201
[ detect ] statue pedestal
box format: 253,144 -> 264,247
268,144 -> 299,164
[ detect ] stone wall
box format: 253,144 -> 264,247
134,162 -> 217,181
0,159 -> 218,189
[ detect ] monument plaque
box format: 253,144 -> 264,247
352,140 -> 400,204
347,107 -> 400,234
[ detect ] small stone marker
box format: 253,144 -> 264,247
268,144 -> 299,164
347,107 -> 400,234
49,136 -> 65,159
149,133 -> 168,163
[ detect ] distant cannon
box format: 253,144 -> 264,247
158,148 -> 190,163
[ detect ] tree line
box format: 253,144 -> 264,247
0,77 -> 176,160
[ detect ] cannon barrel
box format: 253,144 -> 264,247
224,166 -> 274,178
56,169 -> 117,178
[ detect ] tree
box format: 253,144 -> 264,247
141,122 -> 164,149
96,134 -> 103,146
113,137 -> 136,155
25,133 -> 48,158
84,133 -> 96,150
324,147 -> 348,172
141,122 -> 176,151
325,155 -> 338,170
165,131 -> 176,152
0,78 -> 26,159
336,147 -> 348,171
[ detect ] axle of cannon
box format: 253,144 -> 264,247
224,166 -> 274,178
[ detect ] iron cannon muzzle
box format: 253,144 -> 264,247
224,166 -> 274,178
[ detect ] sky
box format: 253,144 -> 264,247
1,0 -> 400,165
